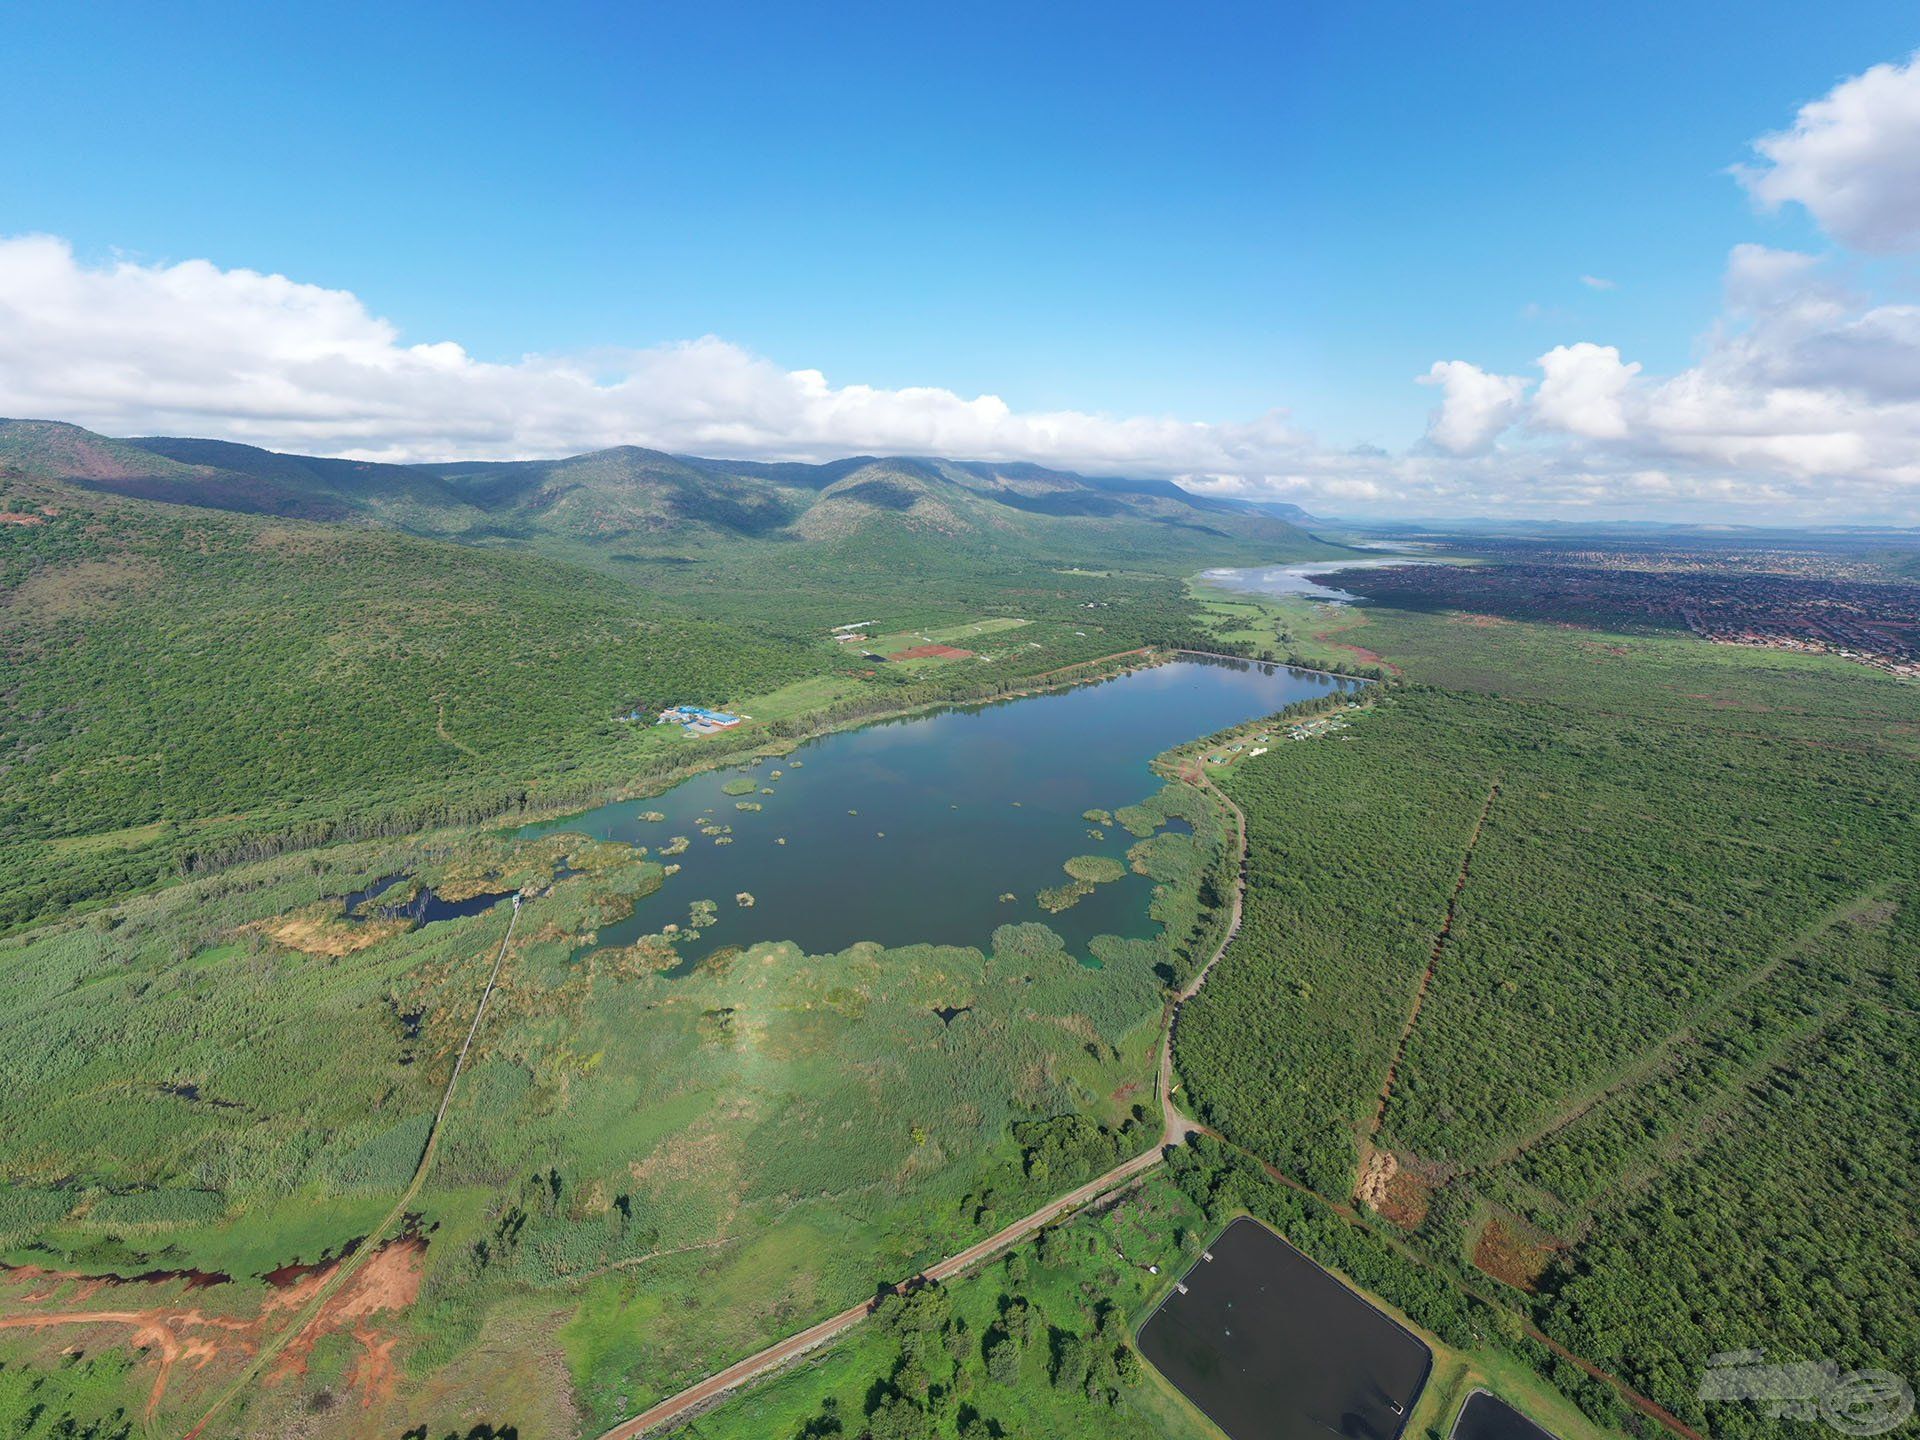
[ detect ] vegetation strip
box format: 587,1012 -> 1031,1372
1364,778 -> 1502,1148
182,897 -> 523,1439
598,1161 -> 1165,1438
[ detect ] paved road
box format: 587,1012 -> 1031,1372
598,768 -> 1253,1439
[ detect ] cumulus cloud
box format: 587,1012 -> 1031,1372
6,209 -> 1920,521
1736,49 -> 1920,252
1532,343 -> 1642,439
1417,360 -> 1529,454
1435,248 -> 1920,511
0,234 -> 1332,478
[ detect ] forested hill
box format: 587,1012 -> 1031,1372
0,418 -> 1337,563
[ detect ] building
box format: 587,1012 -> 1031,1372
656,705 -> 746,736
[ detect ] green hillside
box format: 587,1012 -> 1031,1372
0,470 -> 825,929
3,420 -> 1338,567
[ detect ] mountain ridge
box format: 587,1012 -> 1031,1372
0,418 -> 1329,554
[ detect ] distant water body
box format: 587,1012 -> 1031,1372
524,656 -> 1357,962
1202,557 -> 1442,604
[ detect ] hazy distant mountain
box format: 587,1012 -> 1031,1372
1217,497 -> 1320,524
0,419 -> 1335,560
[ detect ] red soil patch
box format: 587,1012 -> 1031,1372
1376,1164 -> 1433,1229
1472,1214 -> 1564,1293
888,643 -> 975,660
0,1283 -> 248,1422
1311,628 -> 1401,676
0,510 -> 49,525
0,1236 -> 426,1421
266,1235 -> 427,1389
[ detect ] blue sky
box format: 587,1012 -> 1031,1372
4,2 -> 1920,517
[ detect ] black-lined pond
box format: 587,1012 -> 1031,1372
1139,1216 -> 1431,1440
1451,1391 -> 1558,1440
523,656 -> 1356,961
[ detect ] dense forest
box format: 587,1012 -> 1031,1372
1171,600 -> 1920,1439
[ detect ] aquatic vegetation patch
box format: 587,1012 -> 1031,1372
1063,854 -> 1126,885
1037,879 -> 1094,913
721,777 -> 759,796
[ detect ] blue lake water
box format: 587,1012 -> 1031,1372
524,656 -> 1356,961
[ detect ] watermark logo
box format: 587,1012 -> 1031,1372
1699,1350 -> 1914,1436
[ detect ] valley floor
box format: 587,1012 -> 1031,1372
2,536 -> 1914,1440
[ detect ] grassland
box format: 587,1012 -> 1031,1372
0,750 -> 1224,1436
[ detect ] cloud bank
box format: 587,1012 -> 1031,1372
0,234 -> 1324,479
3,53 -> 1920,521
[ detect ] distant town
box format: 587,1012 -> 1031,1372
1333,556 -> 1920,679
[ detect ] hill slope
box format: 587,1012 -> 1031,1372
0,464 -> 818,927
3,419 -> 1337,563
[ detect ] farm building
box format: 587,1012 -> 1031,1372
657,705 -> 746,736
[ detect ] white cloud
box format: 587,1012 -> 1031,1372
1532,343 -> 1641,439
0,234 -> 1334,479
1417,360 -> 1529,454
1396,242 -> 1920,518
5,224 -> 1920,522
1578,274 -> 1617,291
1736,49 -> 1920,252
1722,242 -> 1823,312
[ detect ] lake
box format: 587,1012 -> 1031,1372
1139,1216 -> 1432,1440
524,656 -> 1355,961
1202,558 -> 1443,604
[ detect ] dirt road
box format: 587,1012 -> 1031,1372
597,1146 -> 1167,1440
1159,765 -> 1247,1143
184,895 -> 524,1439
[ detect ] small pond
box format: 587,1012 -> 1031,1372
1451,1391 -> 1559,1440
1139,1216 -> 1432,1440
523,656 -> 1356,961
341,875 -> 516,929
